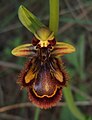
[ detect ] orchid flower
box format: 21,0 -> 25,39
12,6 -> 76,109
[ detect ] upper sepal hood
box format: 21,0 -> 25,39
34,27 -> 54,41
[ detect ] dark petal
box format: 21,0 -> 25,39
31,37 -> 40,46
28,87 -> 62,109
48,38 -> 56,46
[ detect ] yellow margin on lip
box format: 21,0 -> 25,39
32,86 -> 59,98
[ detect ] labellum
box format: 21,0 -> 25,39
12,27 -> 76,109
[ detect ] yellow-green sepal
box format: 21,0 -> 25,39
51,42 -> 76,56
11,44 -> 36,57
18,5 -> 45,34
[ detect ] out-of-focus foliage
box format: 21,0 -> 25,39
0,0 -> 92,120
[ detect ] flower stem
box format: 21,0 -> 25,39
63,85 -> 86,120
34,107 -> 40,120
49,0 -> 59,35
49,0 -> 88,120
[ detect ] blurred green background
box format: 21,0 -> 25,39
0,0 -> 92,120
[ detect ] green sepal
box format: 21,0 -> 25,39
18,5 -> 45,34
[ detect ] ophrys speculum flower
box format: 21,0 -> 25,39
12,6 -> 76,109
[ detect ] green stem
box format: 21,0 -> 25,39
34,107 -> 40,120
63,85 -> 86,120
49,0 -> 59,35
49,0 -> 87,120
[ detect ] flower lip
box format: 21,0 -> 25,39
16,48 -> 69,109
